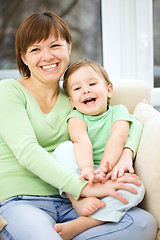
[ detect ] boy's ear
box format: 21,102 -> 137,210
107,84 -> 113,98
68,96 -> 75,109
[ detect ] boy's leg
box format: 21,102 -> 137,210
52,141 -> 81,175
54,216 -> 104,240
73,207 -> 157,240
90,182 -> 145,222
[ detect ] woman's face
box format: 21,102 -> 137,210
21,34 -> 71,85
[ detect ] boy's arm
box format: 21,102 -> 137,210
97,120 -> 130,173
111,116 -> 143,180
68,117 -> 95,183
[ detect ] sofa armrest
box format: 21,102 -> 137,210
133,102 -> 160,228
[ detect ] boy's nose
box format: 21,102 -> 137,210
83,87 -> 91,94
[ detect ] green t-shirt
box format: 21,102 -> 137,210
68,105 -> 142,164
0,79 -> 87,202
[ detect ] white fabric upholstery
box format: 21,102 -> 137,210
111,80 -> 159,239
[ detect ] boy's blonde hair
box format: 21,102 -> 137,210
63,59 -> 112,96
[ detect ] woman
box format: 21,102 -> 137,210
0,11 -> 157,240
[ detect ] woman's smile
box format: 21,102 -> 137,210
41,63 -> 58,71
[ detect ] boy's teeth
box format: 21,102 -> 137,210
84,98 -> 96,104
42,64 -> 57,69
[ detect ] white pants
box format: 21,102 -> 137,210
52,141 -> 145,222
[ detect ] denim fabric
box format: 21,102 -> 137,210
0,196 -> 157,240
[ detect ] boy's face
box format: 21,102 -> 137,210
67,66 -> 113,116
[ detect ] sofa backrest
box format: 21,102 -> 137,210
110,79 -> 151,114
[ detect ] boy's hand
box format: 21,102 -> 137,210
94,161 -> 112,174
93,162 -> 112,183
79,167 -> 95,184
111,150 -> 134,181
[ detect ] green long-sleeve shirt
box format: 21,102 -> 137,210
0,79 -> 87,202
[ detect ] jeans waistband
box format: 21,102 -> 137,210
0,195 -> 63,207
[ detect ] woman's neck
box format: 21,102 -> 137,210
18,77 -> 60,114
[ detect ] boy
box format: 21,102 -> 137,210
54,59 -> 144,240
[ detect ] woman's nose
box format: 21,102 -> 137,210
41,49 -> 54,61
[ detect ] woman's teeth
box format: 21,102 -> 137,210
42,64 -> 57,70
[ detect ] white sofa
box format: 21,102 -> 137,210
110,79 -> 159,240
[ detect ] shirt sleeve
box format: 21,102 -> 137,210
0,80 -> 87,200
67,109 -> 84,121
124,115 -> 143,159
112,105 -> 132,123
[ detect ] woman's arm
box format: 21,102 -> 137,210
124,115 -> 143,159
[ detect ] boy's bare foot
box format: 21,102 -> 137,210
54,223 -> 71,240
72,196 -> 105,216
54,216 -> 104,240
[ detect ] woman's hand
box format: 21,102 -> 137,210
81,173 -> 141,204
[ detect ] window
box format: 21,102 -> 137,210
0,0 -> 102,79
101,0 -> 160,107
153,0 -> 160,88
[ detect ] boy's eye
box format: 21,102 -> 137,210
89,82 -> 96,86
74,87 -> 81,91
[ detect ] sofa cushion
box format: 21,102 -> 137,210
133,102 -> 160,227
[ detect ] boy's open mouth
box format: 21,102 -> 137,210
83,98 -> 96,104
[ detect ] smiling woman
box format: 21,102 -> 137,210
0,0 -> 102,75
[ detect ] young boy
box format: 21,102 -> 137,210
53,59 -> 145,240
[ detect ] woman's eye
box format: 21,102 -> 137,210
30,48 -> 39,52
51,44 -> 60,48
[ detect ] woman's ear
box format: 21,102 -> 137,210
67,43 -> 72,56
20,53 -> 28,66
107,84 -> 113,98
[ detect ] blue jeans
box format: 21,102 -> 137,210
0,195 -> 157,240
